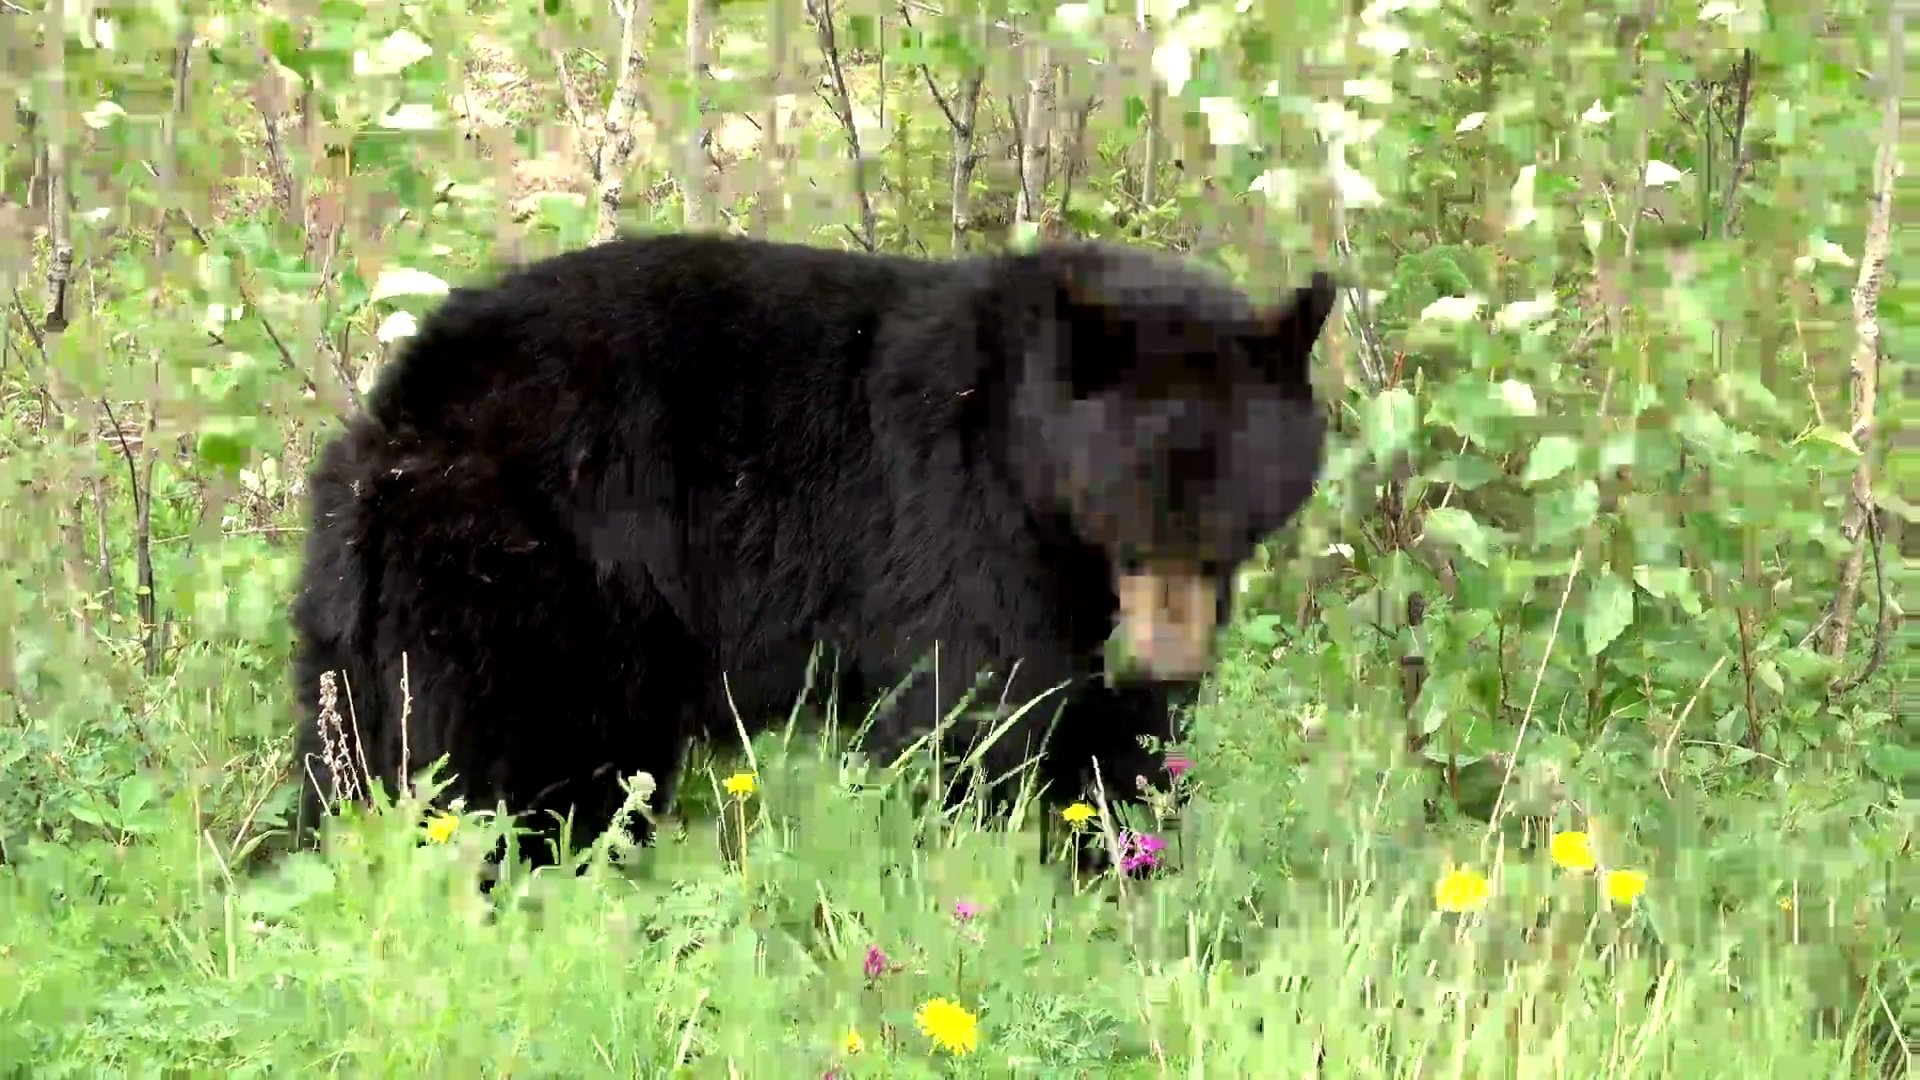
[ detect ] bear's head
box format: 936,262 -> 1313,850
998,245 -> 1337,680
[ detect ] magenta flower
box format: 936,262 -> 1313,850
952,899 -> 981,922
1119,830 -> 1168,874
1165,754 -> 1193,780
862,944 -> 888,979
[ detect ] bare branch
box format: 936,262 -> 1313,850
39,0 -> 72,332
136,353 -> 161,674
1056,91 -> 1097,229
97,390 -> 158,672
1720,48 -> 1754,237
896,3 -> 983,251
1136,12 -> 1162,207
1830,508 -> 1892,697
807,0 -> 877,250
553,48 -> 593,140
9,288 -> 68,420
160,194 -> 322,402
88,478 -> 113,612
161,22 -> 193,216
896,4 -> 963,130
258,91 -> 301,229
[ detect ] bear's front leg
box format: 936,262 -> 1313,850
864,639 -> 1083,822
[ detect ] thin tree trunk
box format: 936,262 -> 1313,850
751,0 -> 792,237
681,0 -> 713,230
1016,50 -> 1055,225
1822,9 -> 1901,662
948,69 -> 983,250
596,0 -> 653,241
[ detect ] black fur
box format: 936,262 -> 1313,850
290,232 -> 1335,871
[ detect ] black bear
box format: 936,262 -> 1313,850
290,232 -> 1335,873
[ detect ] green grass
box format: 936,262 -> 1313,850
0,629 -> 1906,1077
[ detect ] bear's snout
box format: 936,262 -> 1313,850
1115,563 -> 1218,679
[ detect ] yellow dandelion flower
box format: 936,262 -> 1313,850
914,997 -> 980,1056
1603,868 -> 1648,908
1435,866 -> 1491,913
423,813 -> 459,844
840,1028 -> 865,1055
1779,895 -> 1795,913
1550,830 -> 1597,872
722,771 -> 757,798
1061,802 -> 1096,827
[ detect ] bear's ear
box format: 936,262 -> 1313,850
1254,270 -> 1338,388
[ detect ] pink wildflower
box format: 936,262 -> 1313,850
1119,831 -> 1167,874
862,944 -> 888,979
1165,754 -> 1192,779
952,899 -> 980,922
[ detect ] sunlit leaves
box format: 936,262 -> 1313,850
378,103 -> 442,131
1419,294 -> 1485,323
1643,160 -> 1686,188
1199,97 -> 1253,145
369,267 -> 452,303
1494,295 -> 1556,331
1423,507 -> 1499,567
1520,435 -> 1580,487
80,100 -> 127,129
1363,386 -> 1420,463
354,28 -> 433,76
376,311 -> 421,344
1582,571 -> 1635,657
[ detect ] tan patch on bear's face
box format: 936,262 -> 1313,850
1115,563 -> 1218,679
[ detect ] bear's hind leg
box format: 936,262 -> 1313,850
303,460 -> 703,886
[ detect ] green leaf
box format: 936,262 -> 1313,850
116,774 -> 157,816
1633,564 -> 1703,616
1598,431 -> 1637,472
1364,386 -> 1419,463
1425,452 -> 1502,491
1520,435 -> 1579,487
1583,571 -> 1634,657
1533,480 -> 1599,544
1495,379 -> 1538,416
196,418 -> 251,473
1423,507 -> 1496,567
1864,743 -> 1920,784
1793,424 -> 1861,454
1241,613 -> 1282,648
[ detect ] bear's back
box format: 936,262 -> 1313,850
360,233 -> 956,446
